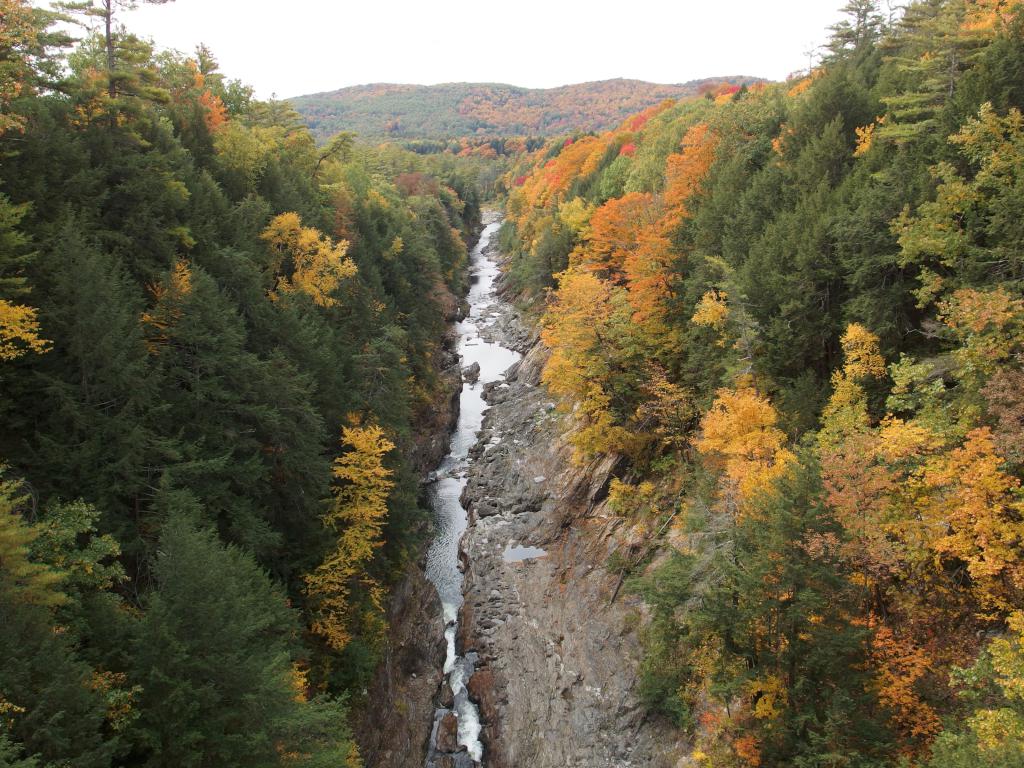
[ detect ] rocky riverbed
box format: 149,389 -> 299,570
452,227 -> 689,767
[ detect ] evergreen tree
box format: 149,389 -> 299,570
0,476 -> 113,768
24,220 -> 161,556
130,517 -> 355,767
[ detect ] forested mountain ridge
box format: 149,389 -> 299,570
0,0 -> 490,764
499,0 -> 1024,765
290,77 -> 764,141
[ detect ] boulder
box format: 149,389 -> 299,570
436,711 -> 459,753
439,682 -> 454,709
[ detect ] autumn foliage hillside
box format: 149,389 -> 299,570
502,1 -> 1024,766
290,77 -> 763,141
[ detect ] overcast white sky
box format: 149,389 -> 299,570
108,0 -> 849,99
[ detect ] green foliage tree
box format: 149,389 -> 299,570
0,4 -> 488,760
0,475 -> 114,768
131,517 -> 357,767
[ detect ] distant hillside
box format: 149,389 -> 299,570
290,77 -> 764,140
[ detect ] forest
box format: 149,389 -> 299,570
0,0 -> 488,765
4,0 -> 1024,766
498,0 -> 1024,765
290,79 -> 759,143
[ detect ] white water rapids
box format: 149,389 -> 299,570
424,220 -> 520,766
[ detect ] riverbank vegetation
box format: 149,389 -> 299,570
500,1 -> 1024,765
0,1 -> 489,764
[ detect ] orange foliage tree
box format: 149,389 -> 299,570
662,123 -> 719,227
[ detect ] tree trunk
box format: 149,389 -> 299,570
105,0 -> 115,100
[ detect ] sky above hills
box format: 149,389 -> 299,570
116,0 -> 852,99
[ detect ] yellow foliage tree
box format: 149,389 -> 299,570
541,267 -> 642,459
921,427 -> 1024,614
0,298 -> 49,360
557,197 -> 593,236
0,473 -> 66,608
821,323 -> 886,435
748,674 -> 787,721
854,122 -> 879,157
305,425 -> 394,652
695,382 -> 795,516
140,261 -> 193,354
261,213 -> 357,307
692,290 -> 729,333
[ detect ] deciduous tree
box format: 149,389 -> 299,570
305,425 -> 395,652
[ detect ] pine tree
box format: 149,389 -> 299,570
132,516 -> 357,767
24,221 -> 161,558
57,0 -> 175,115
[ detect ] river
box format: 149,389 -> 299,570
424,218 -> 521,767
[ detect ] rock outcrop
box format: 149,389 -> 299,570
353,555 -> 447,767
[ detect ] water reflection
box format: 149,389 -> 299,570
502,544 -> 548,563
